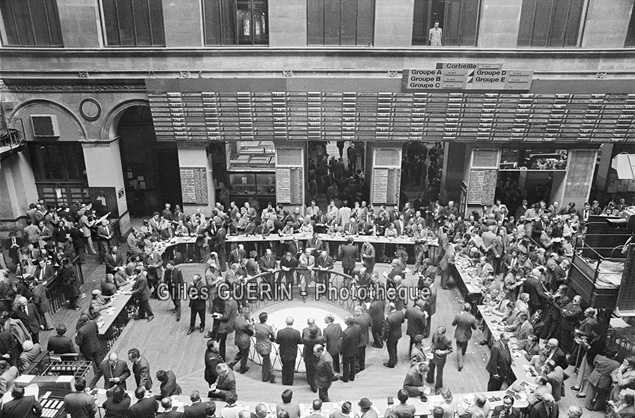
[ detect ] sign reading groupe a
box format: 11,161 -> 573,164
402,63 -> 533,91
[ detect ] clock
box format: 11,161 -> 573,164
80,98 -> 101,121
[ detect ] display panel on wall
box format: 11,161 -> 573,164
180,167 -> 208,204
467,169 -> 497,205
147,91 -> 635,143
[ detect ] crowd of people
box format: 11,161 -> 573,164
1,187 -> 635,418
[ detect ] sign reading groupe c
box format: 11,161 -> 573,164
402,63 -> 533,91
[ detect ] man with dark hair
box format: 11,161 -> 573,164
128,387 -> 159,418
432,407 -> 444,418
228,311 -> 254,374
341,315 -> 360,382
189,274 -> 207,335
276,390 -> 300,418
163,260 -> 184,322
184,390 -> 208,418
487,335 -> 512,391
0,385 -> 43,418
389,389 -> 416,418
452,303 -> 477,371
204,340 -> 223,389
47,323 -> 75,354
492,395 -> 520,418
128,347 -> 153,390
75,313 -> 100,371
205,402 -> 217,418
155,369 -> 182,400
129,267 -> 154,322
314,344 -> 334,402
384,303 -> 405,368
63,377 -> 98,418
323,315 -> 341,375
307,400 -> 324,418
159,397 -> 182,418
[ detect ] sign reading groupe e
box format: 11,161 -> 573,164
402,63 -> 533,91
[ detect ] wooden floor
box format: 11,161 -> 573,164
49,260 -> 601,417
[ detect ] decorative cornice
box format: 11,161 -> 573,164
1,80 -> 146,92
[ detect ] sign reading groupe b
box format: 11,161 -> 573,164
402,63 -> 533,91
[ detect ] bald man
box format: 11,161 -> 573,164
88,352 -> 131,390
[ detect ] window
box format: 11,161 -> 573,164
307,0 -> 375,45
517,0 -> 584,47
0,0 -> 63,46
101,0 -> 165,46
203,0 -> 268,46
412,0 -> 480,46
28,142 -> 87,182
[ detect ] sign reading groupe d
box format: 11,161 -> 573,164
402,63 -> 533,91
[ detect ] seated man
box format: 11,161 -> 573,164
209,363 -> 237,401
19,340 -> 42,372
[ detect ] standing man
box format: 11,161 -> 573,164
258,248 -> 278,288
426,326 -> 453,391
486,335 -> 512,391
213,293 -> 238,361
129,267 -> 154,322
361,241 -> 375,273
314,344 -> 335,402
384,303 -> 405,369
163,260 -> 184,322
75,314 -> 100,371
316,250 -> 334,285
63,377 -> 98,418
405,301 -> 427,356
323,315 -> 342,375
354,306 -> 371,372
339,237 -> 358,277
188,274 -> 207,335
369,292 -> 385,349
97,219 -> 115,264
229,311 -> 254,374
452,303 -> 477,371
128,348 -> 153,390
88,352 -> 131,390
13,297 -> 42,344
341,315 -> 361,382
276,316 -> 302,386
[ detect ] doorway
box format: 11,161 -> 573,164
117,105 -> 181,217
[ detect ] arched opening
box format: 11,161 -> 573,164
117,105 -> 182,217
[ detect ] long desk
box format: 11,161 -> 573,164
92,388 -> 526,417
95,283 -> 135,360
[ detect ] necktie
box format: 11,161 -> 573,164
22,306 -> 27,315
12,238 -> 15,246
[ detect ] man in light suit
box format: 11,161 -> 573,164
0,386 -> 42,418
88,352 -> 131,390
510,311 -> 534,341
452,303 -> 477,371
128,348 -> 153,390
314,344 -> 335,402
316,250 -> 334,285
63,377 -> 98,418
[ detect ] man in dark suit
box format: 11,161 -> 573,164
523,273 -> 549,315
228,244 -> 246,266
47,323 -> 75,354
258,248 -> 277,287
34,258 -> 54,283
323,315 -> 342,374
128,387 -> 159,418
369,296 -> 385,348
353,306 -> 371,372
128,348 -> 153,390
384,303 -> 404,368
13,297 -> 42,344
104,246 -> 123,275
405,301 -> 427,356
228,311 -> 253,374
189,274 -> 207,335
211,219 -> 227,272
75,314 -> 100,371
63,377 -> 98,418
276,316 -> 302,385
314,344 -> 335,402
545,338 -> 568,370
155,369 -> 182,400
0,386 -> 42,418
7,232 -> 22,268
214,296 -> 238,361
183,390 -> 208,418
341,315 -> 361,382
486,336 -> 512,391
452,303 -> 477,371
129,267 -> 154,321
529,393 -> 558,418
97,220 -> 116,264
88,352 -> 131,390
492,395 -> 521,418
163,260 -> 184,322
339,237 -> 358,277
316,250 -> 334,284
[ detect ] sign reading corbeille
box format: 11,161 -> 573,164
402,63 -> 533,91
